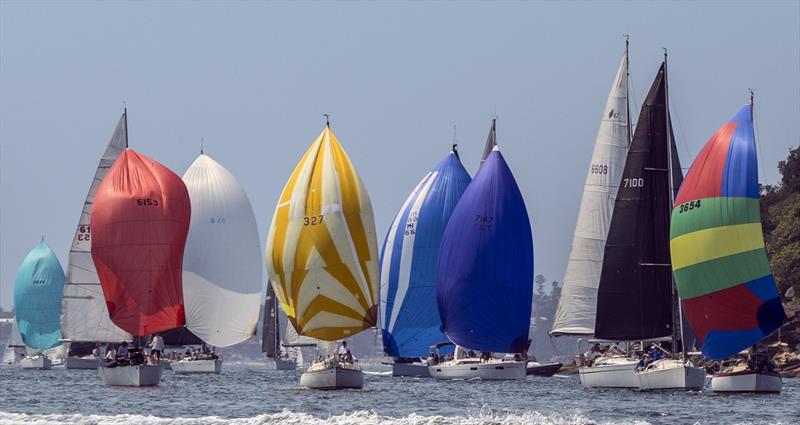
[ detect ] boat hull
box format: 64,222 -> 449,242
171,358 -> 222,374
299,363 -> 363,390
526,362 -> 563,376
274,358 -> 297,371
429,360 -> 526,380
711,372 -> 782,393
21,357 -> 51,370
392,362 -> 430,378
579,358 -> 639,388
99,364 -> 163,386
636,359 -> 705,391
65,356 -> 100,370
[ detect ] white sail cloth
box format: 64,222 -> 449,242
61,113 -> 131,343
284,319 -> 316,346
551,51 -> 630,336
182,154 -> 263,347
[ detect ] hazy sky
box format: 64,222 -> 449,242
1,1 -> 798,309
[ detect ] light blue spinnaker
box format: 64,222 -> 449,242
379,149 -> 471,357
13,242 -> 65,351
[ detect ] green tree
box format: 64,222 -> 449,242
761,145 -> 800,311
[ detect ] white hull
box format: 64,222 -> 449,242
636,359 -> 705,391
299,362 -> 363,390
579,357 -> 639,388
429,359 -> 526,380
711,372 -> 782,393
21,357 -> 52,370
65,356 -> 100,369
171,358 -> 222,374
99,364 -> 163,386
273,358 -> 297,371
392,362 -> 430,378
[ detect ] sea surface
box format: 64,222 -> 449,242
0,362 -> 798,425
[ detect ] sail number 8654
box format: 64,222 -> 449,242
678,200 -> 701,213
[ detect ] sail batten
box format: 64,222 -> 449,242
265,127 -> 379,342
379,150 -> 471,357
552,50 -> 630,336
62,112 -> 131,343
670,103 -> 785,360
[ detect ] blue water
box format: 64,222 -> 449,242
0,363 -> 798,424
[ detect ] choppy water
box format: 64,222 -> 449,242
0,363 -> 797,424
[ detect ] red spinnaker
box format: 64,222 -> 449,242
91,149 -> 191,336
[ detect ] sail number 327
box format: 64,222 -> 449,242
304,215 -> 324,226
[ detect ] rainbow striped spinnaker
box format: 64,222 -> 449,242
670,103 -> 785,360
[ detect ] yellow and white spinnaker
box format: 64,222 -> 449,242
265,126 -> 378,341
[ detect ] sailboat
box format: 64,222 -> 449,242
583,52 -> 703,391
379,146 -> 471,377
62,111 -> 132,370
170,152 -> 263,374
430,119 -> 533,381
14,242 -> 65,370
550,44 -> 639,388
92,146 -> 192,386
670,97 -> 786,393
262,282 -> 316,370
265,119 -> 379,390
3,320 -> 25,364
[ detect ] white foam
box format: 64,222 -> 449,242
0,410 -> 655,425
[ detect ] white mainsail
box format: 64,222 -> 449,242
61,112 -> 131,343
181,153 -> 263,347
284,319 -> 316,347
551,48 -> 631,336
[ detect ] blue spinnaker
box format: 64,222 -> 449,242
436,147 -> 533,353
380,150 -> 471,357
13,242 -> 65,351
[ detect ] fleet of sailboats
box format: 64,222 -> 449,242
1,45 -> 790,396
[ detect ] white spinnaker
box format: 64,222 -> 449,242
62,112 -> 131,343
284,320 -> 316,346
551,51 -> 630,336
182,154 -> 263,347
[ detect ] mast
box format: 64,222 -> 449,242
123,107 -> 129,148
625,36 -> 633,146
273,287 -> 280,357
663,49 -> 684,356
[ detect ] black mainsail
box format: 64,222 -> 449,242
261,281 -> 280,358
594,60 -> 685,342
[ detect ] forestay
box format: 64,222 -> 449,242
62,111 -> 131,344
265,126 -> 379,341
436,143 -> 533,354
182,154 -> 263,347
380,149 -> 471,357
552,50 -> 630,336
91,149 -> 191,337
14,243 -> 65,351
670,103 -> 786,360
